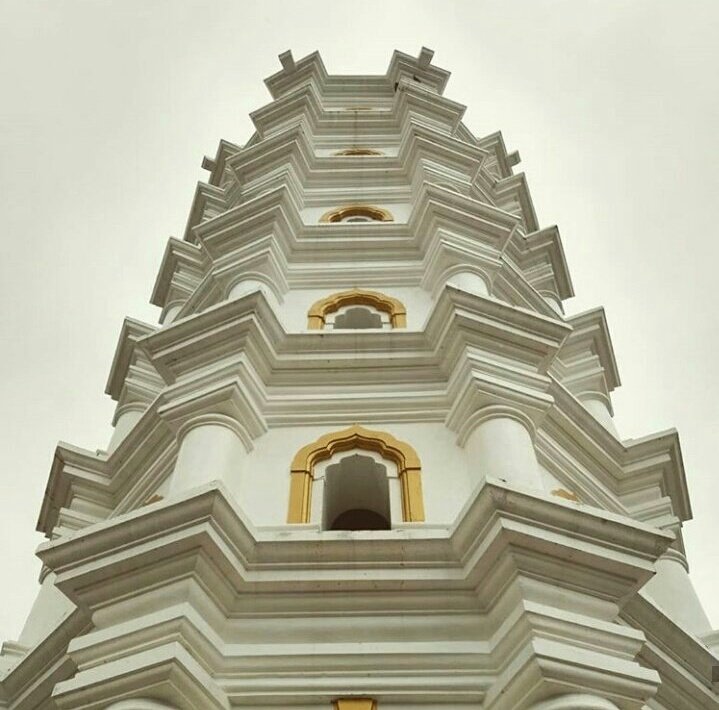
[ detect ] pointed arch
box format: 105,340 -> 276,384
307,289 -> 407,329
287,425 -> 425,524
319,205 -> 394,223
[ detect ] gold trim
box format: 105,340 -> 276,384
319,205 -> 394,224
333,148 -> 384,157
334,700 -> 377,710
287,425 -> 425,524
307,289 -> 406,330
552,488 -> 580,502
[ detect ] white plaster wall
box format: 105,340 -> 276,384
238,421 -> 472,527
17,572 -> 75,648
538,464 -> 562,492
269,285 -> 434,332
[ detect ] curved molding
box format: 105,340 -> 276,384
287,424 -> 425,524
226,272 -> 284,304
456,404 -> 537,447
319,205 -> 394,223
577,390 -> 612,409
307,289 -> 407,329
659,547 -> 690,571
176,413 -> 253,453
440,267 -> 491,298
333,148 -> 384,156
161,300 -> 186,325
115,402 -> 147,417
112,402 -> 147,426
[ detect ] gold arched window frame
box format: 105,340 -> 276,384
287,424 -> 425,524
307,289 -> 407,330
319,205 -> 394,224
333,148 -> 384,157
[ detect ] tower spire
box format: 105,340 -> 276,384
1,48 -> 717,709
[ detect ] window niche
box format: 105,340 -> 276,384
286,425 -> 425,526
307,289 -> 406,330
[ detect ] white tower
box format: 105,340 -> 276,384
1,48 -> 717,710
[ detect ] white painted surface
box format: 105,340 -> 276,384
446,270 -> 489,297
161,303 -> 183,325
169,422 -> 247,495
580,394 -> 619,437
644,552 -> 712,637
108,408 -> 144,453
241,422 -> 471,526
463,415 -> 543,490
542,293 -> 564,314
16,572 -> 74,649
269,286 -> 433,332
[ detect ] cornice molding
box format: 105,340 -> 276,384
105,318 -> 157,401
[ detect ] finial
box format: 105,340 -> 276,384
418,47 -> 434,67
279,50 -> 295,72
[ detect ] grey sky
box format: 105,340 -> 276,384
1,0 -> 717,642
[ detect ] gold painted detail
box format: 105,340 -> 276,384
552,488 -> 580,502
334,700 -> 377,710
143,494 -> 164,506
307,289 -> 407,329
319,205 -> 394,223
333,148 -> 384,156
287,424 -> 425,524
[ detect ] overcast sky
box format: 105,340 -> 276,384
1,0 -> 718,643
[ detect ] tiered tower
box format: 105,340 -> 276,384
1,48 -> 717,710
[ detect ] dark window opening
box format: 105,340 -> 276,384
330,508 -> 390,531
333,306 -> 383,329
323,453 -> 391,531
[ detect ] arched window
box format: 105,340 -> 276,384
319,205 -> 394,224
333,148 -> 384,157
307,289 -> 406,330
287,425 -> 425,526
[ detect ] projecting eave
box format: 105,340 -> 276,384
149,237 -> 206,308
387,47 -> 450,94
191,181 -> 519,266
623,593 -> 718,706
251,78 -> 466,141
225,119 -> 487,206
477,131 -> 516,180
564,307 -> 621,391
181,181 -> 229,243
36,441 -> 110,537
201,138 -> 242,187
494,173 -> 539,233
622,429 -> 692,523
0,607 -> 86,707
38,477 -> 671,607
264,50 -> 329,99
104,317 -> 157,400
263,47 -> 450,101
522,225 -> 575,300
